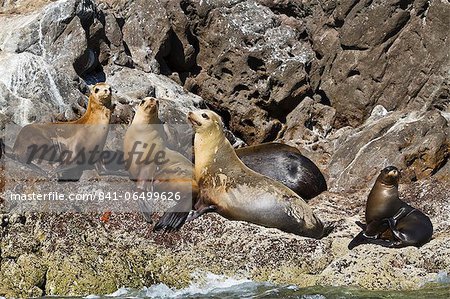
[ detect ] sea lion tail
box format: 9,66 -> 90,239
154,211 -> 189,232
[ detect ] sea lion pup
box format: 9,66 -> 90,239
235,143 -> 327,200
9,83 -> 113,180
348,166 -> 433,249
186,109 -> 329,239
124,98 -> 198,225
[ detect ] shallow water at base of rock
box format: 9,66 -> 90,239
38,283 -> 450,299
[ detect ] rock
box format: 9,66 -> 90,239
328,109 -> 449,192
121,0 -> 171,73
183,0 -> 315,144
0,176 -> 448,296
0,254 -> 47,298
308,0 -> 450,128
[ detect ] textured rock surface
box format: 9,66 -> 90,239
0,0 -> 449,297
0,176 -> 448,296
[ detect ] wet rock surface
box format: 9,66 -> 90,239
0,0 -> 449,297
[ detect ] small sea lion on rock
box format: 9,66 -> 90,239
186,109 -> 330,239
235,143 -> 327,200
9,83 -> 113,181
123,98 -> 198,226
348,166 -> 433,249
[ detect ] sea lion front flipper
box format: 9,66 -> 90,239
154,211 -> 189,232
186,205 -> 217,222
355,221 -> 366,230
348,231 -> 399,249
364,218 -> 390,237
348,231 -> 367,249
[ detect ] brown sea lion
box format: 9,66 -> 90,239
185,109 -> 330,239
155,125 -> 327,231
348,166 -> 433,249
235,143 -> 327,200
123,98 -> 197,225
8,83 -> 113,180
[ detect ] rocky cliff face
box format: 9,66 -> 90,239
0,0 -> 449,297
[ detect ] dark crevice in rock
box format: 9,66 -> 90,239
316,89 -> 331,106
232,84 -> 250,95
342,0 -> 361,20
380,12 -> 410,45
341,44 -> 369,51
115,17 -> 125,30
247,56 -> 265,72
398,0 -> 414,10
347,69 -> 360,78
40,269 -> 48,296
298,29 -> 309,40
416,0 -> 430,18
261,2 -> 312,19
334,19 -> 344,28
122,41 -> 132,58
262,122 -> 283,143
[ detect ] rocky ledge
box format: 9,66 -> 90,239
0,175 -> 449,297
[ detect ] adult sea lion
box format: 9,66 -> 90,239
186,109 -> 329,239
348,166 -> 433,249
9,83 -> 113,180
123,98 -> 197,225
235,143 -> 327,200
155,119 -> 326,231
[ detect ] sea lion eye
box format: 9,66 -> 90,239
202,113 -> 209,119
140,99 -> 146,105
94,88 -> 99,93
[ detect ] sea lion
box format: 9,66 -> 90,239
348,166 -> 433,249
123,98 -> 197,225
235,143 -> 327,200
186,109 -> 329,239
8,82 -> 113,180
155,121 -> 326,231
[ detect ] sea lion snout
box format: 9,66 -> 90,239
187,111 -> 202,128
379,166 -> 400,185
188,110 -> 223,131
92,82 -> 112,105
140,97 -> 159,112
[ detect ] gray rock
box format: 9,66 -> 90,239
328,109 -> 449,192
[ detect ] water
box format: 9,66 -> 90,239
40,273 -> 450,299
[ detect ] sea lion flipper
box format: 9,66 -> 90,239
186,205 -> 217,222
154,211 -> 189,232
137,197 -> 153,224
355,221 -> 366,230
348,231 -> 398,249
365,219 -> 390,237
348,231 -> 367,249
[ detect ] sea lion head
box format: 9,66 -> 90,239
91,82 -> 112,106
187,110 -> 223,134
377,166 -> 400,186
133,97 -> 160,123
